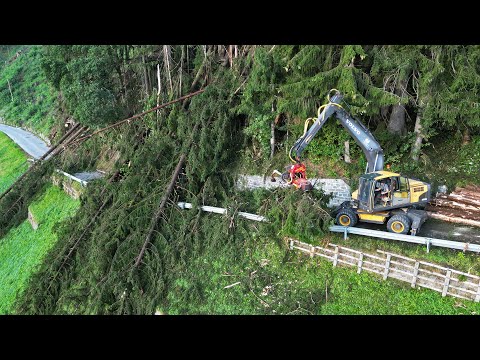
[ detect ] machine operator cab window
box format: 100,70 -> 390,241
357,174 -> 411,212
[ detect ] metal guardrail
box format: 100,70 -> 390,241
329,225 -> 480,253
55,169 -> 88,187
177,202 -> 268,222
176,200 -> 480,253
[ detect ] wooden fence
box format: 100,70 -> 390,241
289,239 -> 480,302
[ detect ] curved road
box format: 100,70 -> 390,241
0,123 -> 50,159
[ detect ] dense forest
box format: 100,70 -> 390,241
1,45 -> 480,314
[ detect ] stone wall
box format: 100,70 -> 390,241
312,179 -> 351,208
236,175 -> 352,208
51,173 -> 83,200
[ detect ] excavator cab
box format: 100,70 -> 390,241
357,177 -> 374,212
355,171 -> 430,213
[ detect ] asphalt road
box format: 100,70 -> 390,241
355,218 -> 480,244
0,123 -> 50,159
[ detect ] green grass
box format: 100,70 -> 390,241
0,185 -> 79,314
159,215 -> 480,315
0,132 -> 28,194
0,45 -> 58,138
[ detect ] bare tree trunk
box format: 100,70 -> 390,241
270,120 -> 275,159
179,45 -> 184,96
142,54 -> 150,98
7,79 -> 13,102
228,45 -> 233,67
156,64 -> 161,107
387,74 -> 408,135
344,141 -> 351,163
163,45 -> 173,96
462,126 -> 471,145
135,153 -> 186,267
411,111 -> 423,162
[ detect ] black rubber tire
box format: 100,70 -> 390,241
387,214 -> 411,234
335,208 -> 358,227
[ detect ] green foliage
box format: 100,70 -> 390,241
0,132 -> 28,193
279,45 -> 399,119
238,47 -> 284,159
0,46 -> 58,137
42,46 -> 125,127
0,185 -> 79,314
4,45 -> 480,315
0,160 -> 53,239
446,135 -> 480,180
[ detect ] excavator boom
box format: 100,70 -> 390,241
290,91 -> 384,173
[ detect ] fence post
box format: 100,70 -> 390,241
333,246 -> 339,267
383,254 -> 391,280
426,239 -> 431,253
310,245 -> 315,258
357,253 -> 364,274
411,261 -> 420,288
289,239 -> 294,250
344,227 -> 348,240
442,270 -> 452,297
475,279 -> 480,303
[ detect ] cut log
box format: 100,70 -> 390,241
426,204 -> 480,221
446,194 -> 480,207
429,198 -> 480,212
454,187 -> 480,194
427,212 -> 480,228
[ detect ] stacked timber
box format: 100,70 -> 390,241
426,185 -> 480,227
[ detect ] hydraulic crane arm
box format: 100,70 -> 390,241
289,90 -> 384,173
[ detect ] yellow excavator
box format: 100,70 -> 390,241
273,89 -> 431,236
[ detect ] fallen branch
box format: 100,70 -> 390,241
70,89 -> 205,146
134,154 -> 186,267
60,193 -> 113,269
224,282 -> 241,289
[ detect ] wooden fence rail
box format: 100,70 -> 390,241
289,239 -> 480,302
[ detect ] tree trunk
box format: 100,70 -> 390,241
156,64 -> 161,106
135,153 -> 186,267
387,74 -> 408,135
163,45 -> 173,96
7,79 -> 13,102
462,126 -> 471,145
270,120 -> 275,159
142,55 -> 150,98
411,110 -> 423,162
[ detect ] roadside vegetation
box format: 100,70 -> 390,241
0,46 -> 58,139
1,45 -> 480,314
0,185 -> 79,314
0,132 -> 28,193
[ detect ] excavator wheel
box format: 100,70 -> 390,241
387,214 -> 411,235
335,208 -> 358,227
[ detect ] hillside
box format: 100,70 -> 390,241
1,45 -> 480,315
0,131 -> 28,193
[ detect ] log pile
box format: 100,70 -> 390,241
426,185 -> 480,227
